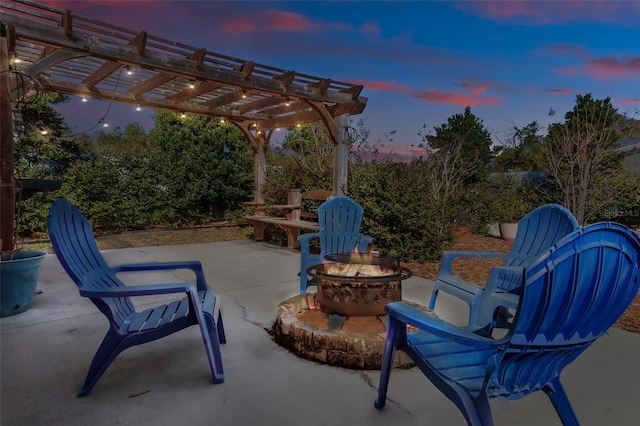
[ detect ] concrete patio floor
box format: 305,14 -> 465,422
1,240 -> 639,426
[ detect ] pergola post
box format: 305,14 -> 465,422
0,28 -> 15,252
255,136 -> 267,203
332,114 -> 349,196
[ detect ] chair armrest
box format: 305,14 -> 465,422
439,251 -> 508,275
298,232 -> 320,257
385,302 -> 501,347
112,261 -> 208,291
357,234 -> 374,252
79,283 -> 194,298
484,265 -> 525,294
298,232 -> 320,245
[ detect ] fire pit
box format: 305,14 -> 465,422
270,252 -> 435,369
306,253 -> 412,317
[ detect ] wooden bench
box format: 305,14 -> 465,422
244,189 -> 332,248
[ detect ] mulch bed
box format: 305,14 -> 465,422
402,234 -> 640,334
27,225 -> 635,334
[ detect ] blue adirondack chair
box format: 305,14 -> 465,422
47,198 -> 225,396
375,222 -> 640,425
429,203 -> 579,327
298,196 -> 373,293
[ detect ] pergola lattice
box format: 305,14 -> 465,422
0,0 -> 367,251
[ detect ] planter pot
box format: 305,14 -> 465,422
499,222 -> 519,240
1,250 -> 47,317
449,225 -> 473,244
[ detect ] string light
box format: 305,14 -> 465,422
135,104 -> 142,111
189,81 -> 196,89
126,66 -> 133,76
81,95 -> 87,102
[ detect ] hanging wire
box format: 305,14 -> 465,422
71,65 -> 126,136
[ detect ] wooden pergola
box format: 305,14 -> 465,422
0,0 -> 367,251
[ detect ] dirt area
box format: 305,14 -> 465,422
84,224 -> 638,334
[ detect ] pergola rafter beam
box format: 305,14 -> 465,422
0,0 -> 368,251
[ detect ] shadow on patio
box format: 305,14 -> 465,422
1,241 -> 638,425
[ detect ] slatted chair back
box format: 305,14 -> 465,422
375,222 -> 640,425
317,195 -> 366,252
298,196 -> 373,293
48,199 -> 135,326
493,222 -> 640,400
498,203 -> 580,292
512,221 -> 639,345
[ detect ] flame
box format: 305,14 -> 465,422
324,248 -> 393,277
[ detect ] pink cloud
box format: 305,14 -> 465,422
220,9 -> 380,36
559,56 -> 640,80
456,0 -> 640,26
359,21 -> 382,37
550,88 -> 572,95
222,10 -> 316,33
538,43 -> 590,59
414,89 -> 501,107
348,79 -> 412,94
618,98 -> 640,105
585,57 -> 640,79
461,83 -> 491,95
351,78 -> 500,107
34,0 -> 177,34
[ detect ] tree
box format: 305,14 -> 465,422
421,106 -> 492,184
13,93 -> 88,179
543,94 -> 623,224
493,121 -> 545,172
12,93 -> 90,237
418,107 -> 492,233
263,122 -> 334,200
93,123 -> 154,158
149,111 -> 254,221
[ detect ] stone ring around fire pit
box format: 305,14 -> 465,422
307,253 -> 412,317
270,293 -> 437,370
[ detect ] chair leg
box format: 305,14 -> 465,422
428,289 -> 438,310
544,377 -> 580,426
456,391 -> 494,426
374,317 -> 403,409
192,289 -> 225,384
78,330 -> 127,397
217,310 -> 226,344
300,270 -> 308,294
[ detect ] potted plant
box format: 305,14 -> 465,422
0,182 -> 47,317
489,179 -> 535,240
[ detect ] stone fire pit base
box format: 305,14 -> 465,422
270,293 -> 436,370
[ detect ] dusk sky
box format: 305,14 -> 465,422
37,0 -> 640,156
